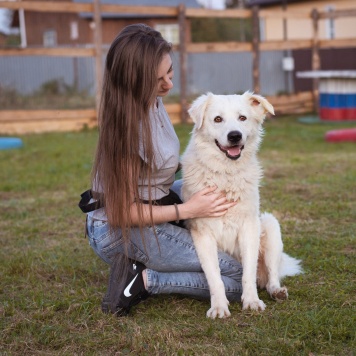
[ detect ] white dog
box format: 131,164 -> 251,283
181,92 -> 302,319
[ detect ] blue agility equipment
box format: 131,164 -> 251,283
0,137 -> 23,150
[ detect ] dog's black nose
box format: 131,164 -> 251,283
227,131 -> 242,144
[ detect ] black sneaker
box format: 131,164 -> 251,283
101,254 -> 149,316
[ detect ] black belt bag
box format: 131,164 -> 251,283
78,189 -> 104,213
142,189 -> 185,228
141,189 -> 182,206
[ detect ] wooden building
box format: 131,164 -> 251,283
247,0 -> 356,93
248,0 -> 356,42
12,0 -> 200,47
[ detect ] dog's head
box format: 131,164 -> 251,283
188,92 -> 274,160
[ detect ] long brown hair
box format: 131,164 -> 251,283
92,24 -> 172,236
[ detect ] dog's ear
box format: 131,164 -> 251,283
188,93 -> 213,129
244,91 -> 275,117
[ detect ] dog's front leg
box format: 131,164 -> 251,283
238,219 -> 266,311
191,228 -> 231,319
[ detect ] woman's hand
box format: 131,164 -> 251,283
180,186 -> 237,220
130,186 -> 236,226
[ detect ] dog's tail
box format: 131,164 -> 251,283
279,252 -> 303,279
260,212 -> 303,280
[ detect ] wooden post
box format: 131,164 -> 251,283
311,8 -> 320,114
178,3 -> 188,124
93,0 -> 103,118
282,0 -> 289,94
252,5 -> 260,94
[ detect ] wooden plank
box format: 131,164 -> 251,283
319,8 -> 356,19
187,38 -> 342,53
0,119 -> 97,135
252,6 -> 260,94
272,91 -> 313,103
0,39 -> 353,58
0,47 -> 95,57
0,40 -> 353,58
2,38 -> 347,57
274,100 -> 313,109
267,92 -> 314,115
259,8 -> 356,19
0,1 -> 92,13
320,38 -> 356,49
187,42 -> 252,53
0,93 -> 314,134
0,110 -> 97,122
311,9 -> 320,114
267,91 -> 313,102
0,1 -> 178,16
259,9 -> 310,19
165,103 -> 181,114
166,104 -> 184,124
0,106 -> 182,122
93,0 -> 103,114
100,4 -> 178,16
186,8 -> 251,19
260,40 -> 312,51
2,1 -> 352,20
179,4 -> 188,124
186,37 -> 352,54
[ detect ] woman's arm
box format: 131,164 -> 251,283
129,186 -> 237,226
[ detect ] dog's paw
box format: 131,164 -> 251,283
207,294 -> 231,319
242,298 -> 266,311
271,286 -> 288,301
206,305 -> 231,319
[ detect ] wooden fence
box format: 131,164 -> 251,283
0,1 -> 355,134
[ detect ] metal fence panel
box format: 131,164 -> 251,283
188,52 -> 253,95
0,56 -> 96,95
0,51 -> 288,99
260,51 -> 289,96
170,51 -> 286,97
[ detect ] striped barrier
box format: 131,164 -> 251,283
297,71 -> 356,121
319,78 -> 356,121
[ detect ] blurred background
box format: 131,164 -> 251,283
0,0 -> 355,133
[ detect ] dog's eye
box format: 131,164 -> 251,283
214,116 -> 223,123
239,116 -> 247,122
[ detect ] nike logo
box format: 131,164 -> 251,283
124,274 -> 139,297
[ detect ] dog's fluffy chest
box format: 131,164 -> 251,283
182,140 -> 262,257
182,149 -> 261,202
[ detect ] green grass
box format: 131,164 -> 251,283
0,117 -> 355,355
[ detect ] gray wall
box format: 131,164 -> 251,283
174,51 -> 287,96
0,50 -> 289,98
0,56 -> 96,95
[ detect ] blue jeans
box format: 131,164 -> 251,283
86,181 -> 243,302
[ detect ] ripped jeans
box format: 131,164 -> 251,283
86,181 -> 243,302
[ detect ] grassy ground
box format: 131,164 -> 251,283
0,116 -> 355,355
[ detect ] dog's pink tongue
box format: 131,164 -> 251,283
227,146 -> 241,157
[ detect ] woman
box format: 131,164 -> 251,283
84,23 -> 243,317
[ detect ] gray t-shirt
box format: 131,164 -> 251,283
89,97 -> 180,220
138,97 -> 180,200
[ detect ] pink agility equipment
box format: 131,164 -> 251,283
325,128 -> 356,142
